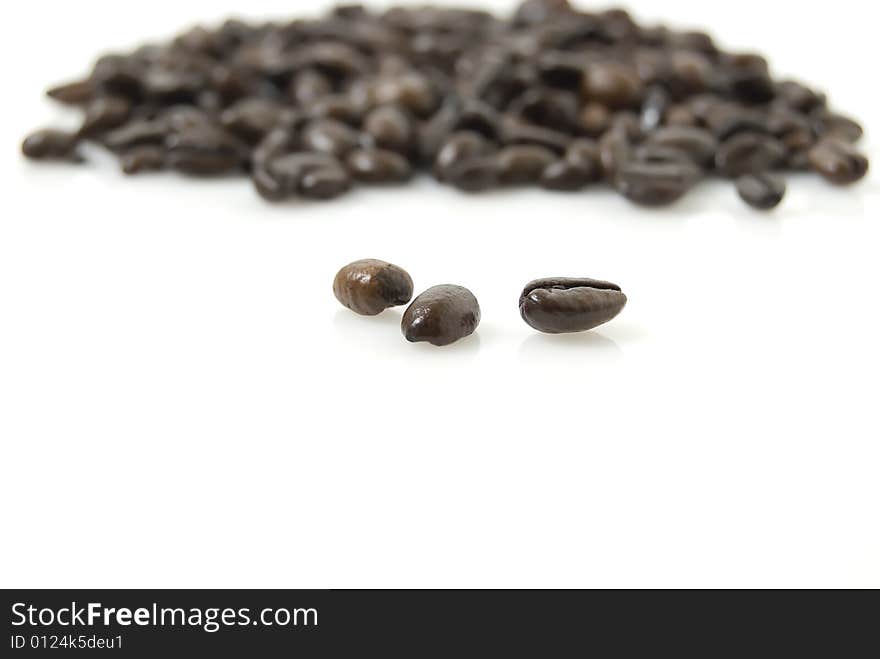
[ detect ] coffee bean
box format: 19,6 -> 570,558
540,160 -> 591,190
80,97 -> 132,136
21,129 -> 82,161
615,161 -> 699,206
346,148 -> 412,183
583,62 -> 643,109
714,132 -> 786,177
496,145 -> 556,184
812,112 -> 863,143
808,139 -> 869,185
735,173 -> 786,210
434,130 -> 493,180
363,105 -> 413,153
46,79 -> 95,105
519,278 -> 627,334
302,119 -> 361,157
299,166 -> 352,199
402,285 -> 480,346
642,126 -> 717,167
120,145 -> 165,174
333,259 -> 414,315
447,156 -> 500,192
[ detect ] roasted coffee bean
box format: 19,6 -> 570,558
715,132 -> 786,177
402,285 -> 480,346
812,112 -> 863,143
615,161 -> 699,206
582,62 -> 643,109
363,105 -> 413,153
333,259 -> 414,316
346,148 -> 412,183
299,166 -> 352,199
447,156 -> 500,192
808,139 -> 869,185
302,119 -> 361,157
120,145 -> 165,174
496,145 -> 556,184
434,130 -> 493,180
19,3 -> 870,208
80,97 -> 131,136
519,278 -> 627,334
736,173 -> 786,210
642,127 -> 717,167
46,79 -> 95,105
21,129 -> 82,161
540,160 -> 591,190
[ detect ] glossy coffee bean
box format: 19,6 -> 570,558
120,145 -> 165,174
715,132 -> 786,177
736,173 -> 786,210
496,145 -> 556,184
642,127 -> 717,167
346,148 -> 412,183
401,285 -> 480,346
808,139 -> 869,185
447,156 -> 500,192
165,125 -> 244,175
812,112 -> 864,143
615,161 -> 699,206
333,259 -> 414,316
299,167 -> 352,199
565,139 -> 600,181
540,160 -> 591,190
21,129 -> 82,161
363,105 -> 413,153
582,62 -> 642,109
519,278 -> 627,334
434,130 -> 493,180
302,119 -> 361,157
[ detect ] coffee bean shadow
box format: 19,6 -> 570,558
334,307 -> 403,331
518,330 -> 623,362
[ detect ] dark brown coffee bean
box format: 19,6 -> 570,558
615,161 -> 699,206
220,98 -> 289,144
735,173 -> 786,210
103,119 -> 167,151
289,70 -> 332,106
434,130 -> 493,180
812,112 -> 863,143
363,105 -> 413,153
373,72 -> 437,117
165,124 -> 244,175
519,278 -> 627,334
496,145 -> 556,184
299,166 -> 352,199
46,79 -> 95,105
808,139 -> 869,185
582,62 -> 642,109
302,119 -> 361,157
499,117 -> 569,153
333,259 -> 414,315
401,285 -> 480,346
715,132 -> 786,177
346,148 -> 412,183
80,96 -> 131,136
643,126 -> 717,167
540,160 -> 591,191
21,129 -> 82,161
564,139 -> 600,181
120,145 -> 165,174
579,102 -> 611,137
309,94 -> 364,124
447,156 -> 499,192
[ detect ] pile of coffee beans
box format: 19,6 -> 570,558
22,1 -> 868,209
334,259 -> 626,346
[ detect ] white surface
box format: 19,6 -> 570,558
1,0 -> 878,588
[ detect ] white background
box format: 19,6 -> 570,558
1,0 -> 877,588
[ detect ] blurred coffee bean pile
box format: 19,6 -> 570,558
22,1 -> 869,209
